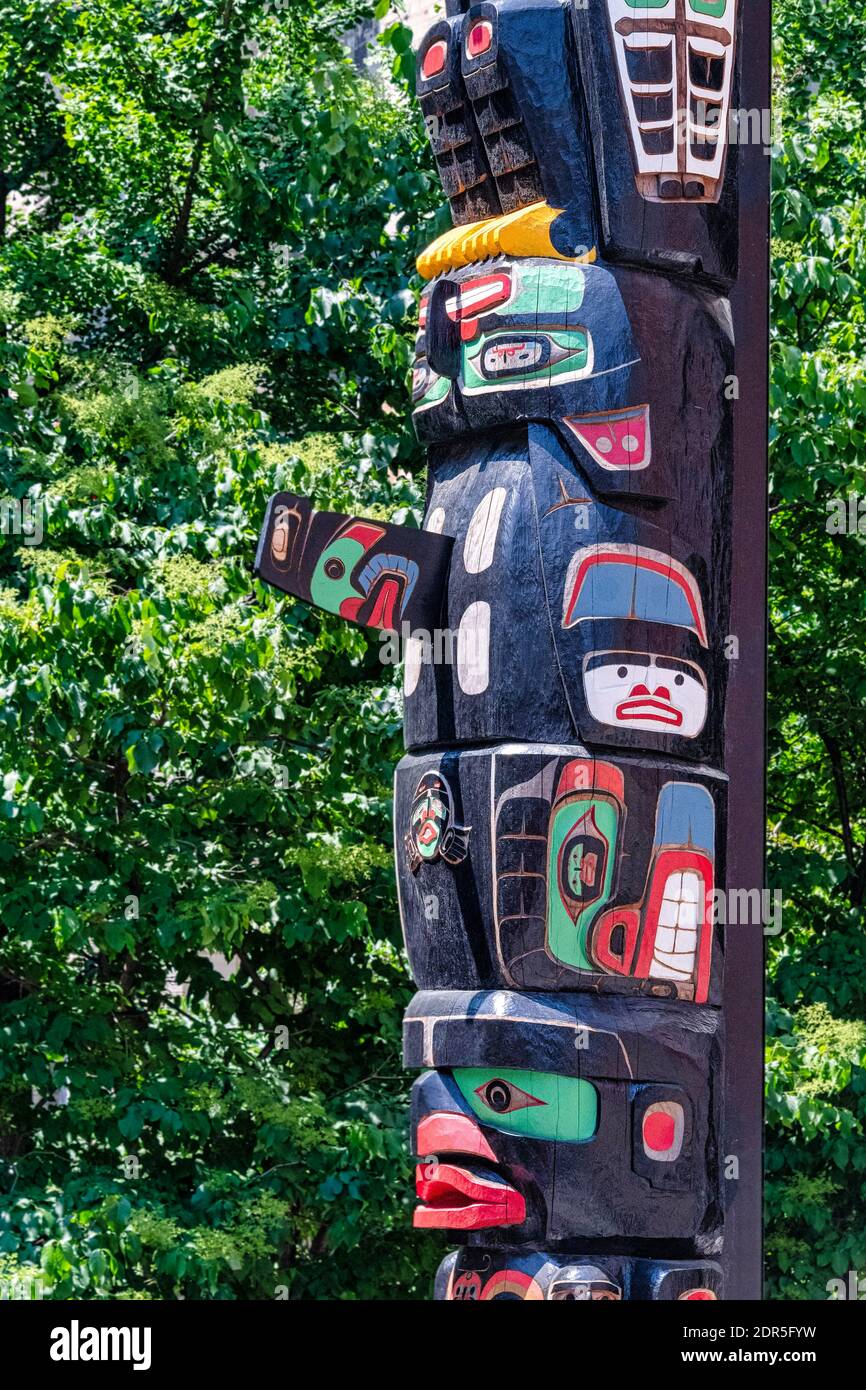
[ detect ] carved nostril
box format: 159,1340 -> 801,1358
630,684 -> 650,698
654,685 -> 671,701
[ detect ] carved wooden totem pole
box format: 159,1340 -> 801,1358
256,0 -> 768,1300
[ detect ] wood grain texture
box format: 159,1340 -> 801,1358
401,0 -> 766,1298
404,422 -> 729,764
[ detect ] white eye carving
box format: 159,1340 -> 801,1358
457,602 -> 490,695
463,488 -> 507,575
595,661 -> 643,691
404,633 -> 424,697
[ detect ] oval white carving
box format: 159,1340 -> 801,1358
403,633 -> 424,697
457,601 -> 490,694
463,487 -> 507,574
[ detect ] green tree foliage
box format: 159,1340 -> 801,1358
0,0 -> 443,1299
768,0 -> 866,1298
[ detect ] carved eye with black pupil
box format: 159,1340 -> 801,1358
617,666 -> 628,678
483,1080 -> 512,1112
674,673 -> 685,685
324,558 -> 345,579
475,1076 -> 544,1115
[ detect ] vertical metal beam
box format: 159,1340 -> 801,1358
723,0 -> 771,1302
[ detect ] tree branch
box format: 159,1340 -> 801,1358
822,733 -> 857,870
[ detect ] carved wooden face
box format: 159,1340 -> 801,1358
396,748 -> 719,1003
605,0 -> 738,202
406,992 -> 719,1245
309,520 -> 417,630
411,1065 -> 703,1243
582,651 -> 708,737
413,259 -> 637,438
409,773 -> 452,864
547,1265 -> 622,1300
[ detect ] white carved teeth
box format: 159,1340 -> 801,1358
649,870 -> 701,980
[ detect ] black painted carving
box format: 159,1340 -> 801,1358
396,744 -> 725,1001
254,492 -> 453,634
405,989 -> 723,1246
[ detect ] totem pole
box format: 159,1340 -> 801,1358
256,0 -> 768,1300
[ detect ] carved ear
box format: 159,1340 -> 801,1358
440,822 -> 472,866
631,1085 -> 693,1192
425,279 -> 462,380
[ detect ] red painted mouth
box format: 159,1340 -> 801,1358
414,1162 -> 525,1231
417,819 -> 438,846
365,576 -> 401,631
413,1113 -> 523,1230
614,697 -> 683,726
416,1112 -> 498,1163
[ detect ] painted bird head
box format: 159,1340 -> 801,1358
310,520 -> 419,631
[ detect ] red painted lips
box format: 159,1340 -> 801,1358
615,693 -> 683,726
417,818 -> 439,846
414,1162 -> 526,1230
413,1112 -> 525,1231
